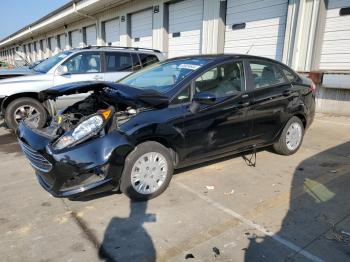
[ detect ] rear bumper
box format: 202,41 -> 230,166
17,121 -> 134,198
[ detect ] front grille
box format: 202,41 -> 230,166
19,141 -> 52,172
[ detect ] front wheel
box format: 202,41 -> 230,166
273,116 -> 304,155
5,97 -> 47,130
120,141 -> 174,201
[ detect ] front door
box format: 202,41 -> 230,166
53,51 -> 104,109
182,60 -> 254,162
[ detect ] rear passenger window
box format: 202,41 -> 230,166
105,52 -> 132,72
249,62 -> 286,88
139,54 -> 159,67
282,67 -> 297,82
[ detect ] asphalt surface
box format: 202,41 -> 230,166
0,114 -> 350,262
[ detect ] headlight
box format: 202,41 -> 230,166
53,108 -> 113,150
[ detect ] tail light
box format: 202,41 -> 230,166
310,82 -> 316,94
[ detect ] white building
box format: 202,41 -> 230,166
0,0 -> 350,114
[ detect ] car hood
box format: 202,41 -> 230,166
0,72 -> 46,84
0,67 -> 34,75
39,81 -> 169,108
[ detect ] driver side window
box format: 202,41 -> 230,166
195,61 -> 245,98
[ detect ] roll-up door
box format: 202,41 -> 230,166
320,0 -> 350,70
131,9 -> 153,48
70,30 -> 82,48
50,37 -> 58,54
85,25 -> 97,46
59,34 -> 66,50
42,39 -> 47,58
35,42 -> 40,61
104,18 -> 120,46
224,0 -> 288,61
168,0 -> 203,58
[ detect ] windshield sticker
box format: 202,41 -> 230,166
58,54 -> 68,58
178,64 -> 201,70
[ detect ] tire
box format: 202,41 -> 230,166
273,116 -> 304,156
5,97 -> 47,130
120,141 -> 174,201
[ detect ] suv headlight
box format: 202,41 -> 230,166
53,108 -> 113,150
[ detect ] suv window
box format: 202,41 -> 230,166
105,52 -> 133,72
249,62 -> 286,88
139,54 -> 159,67
131,53 -> 142,71
63,52 -> 101,74
195,61 -> 245,98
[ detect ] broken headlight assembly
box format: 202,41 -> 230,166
53,108 -> 113,150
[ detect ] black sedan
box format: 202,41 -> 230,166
17,54 -> 315,200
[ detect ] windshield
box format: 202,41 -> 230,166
119,58 -> 211,93
33,51 -> 72,73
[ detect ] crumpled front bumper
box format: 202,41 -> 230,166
17,121 -> 134,198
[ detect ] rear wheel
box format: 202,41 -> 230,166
273,116 -> 304,155
120,141 -> 174,201
5,97 -> 47,130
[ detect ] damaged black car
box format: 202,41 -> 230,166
17,55 -> 315,200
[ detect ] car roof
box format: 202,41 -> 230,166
69,46 -> 161,55
165,54 -> 288,66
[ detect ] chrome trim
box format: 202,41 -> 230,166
19,140 -> 52,172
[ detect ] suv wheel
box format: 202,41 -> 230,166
273,116 -> 304,155
5,97 -> 47,130
120,141 -> 174,201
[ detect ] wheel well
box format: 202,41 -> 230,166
136,138 -> 179,166
2,92 -> 40,111
294,113 -> 307,128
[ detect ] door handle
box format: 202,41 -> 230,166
283,90 -> 292,97
239,101 -> 250,107
93,75 -> 103,80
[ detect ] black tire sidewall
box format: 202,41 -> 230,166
120,141 -> 174,201
274,116 -> 304,155
5,98 -> 47,130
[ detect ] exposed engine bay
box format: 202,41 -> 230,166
26,92 -> 139,138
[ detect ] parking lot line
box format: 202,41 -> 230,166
176,181 -> 325,262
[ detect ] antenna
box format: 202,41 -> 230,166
246,43 -> 254,55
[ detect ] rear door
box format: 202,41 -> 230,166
103,51 -> 139,82
247,60 -> 294,145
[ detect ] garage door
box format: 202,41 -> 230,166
224,0 -> 288,61
35,42 -> 40,61
42,39 -> 47,58
58,34 -> 66,50
70,30 -> 82,48
131,9 -> 153,49
49,37 -> 58,54
168,0 -> 203,58
104,18 -> 120,46
319,0 -> 350,70
85,25 -> 97,46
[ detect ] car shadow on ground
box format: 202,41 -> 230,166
98,187 -> 156,262
245,142 -> 350,261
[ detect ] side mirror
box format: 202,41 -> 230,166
193,92 -> 217,105
55,65 -> 69,76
